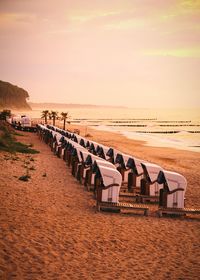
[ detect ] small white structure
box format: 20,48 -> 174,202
96,165 -> 122,203
157,170 -> 187,209
51,131 -> 63,153
96,145 -> 110,160
91,159 -> 116,185
21,115 -> 31,127
126,157 -> 145,189
87,140 -> 100,155
141,162 -> 163,196
106,148 -> 120,164
94,159 -> 115,169
115,153 -> 133,184
77,150 -> 91,181
12,115 -> 31,127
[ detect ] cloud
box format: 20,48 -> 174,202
143,48 -> 200,58
159,0 -> 200,21
104,18 -> 145,30
0,12 -> 36,23
69,10 -> 123,24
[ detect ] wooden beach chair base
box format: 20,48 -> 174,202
96,201 -> 149,216
119,192 -> 140,203
140,195 -> 159,203
120,186 -> 141,194
119,193 -> 159,204
157,207 -> 200,217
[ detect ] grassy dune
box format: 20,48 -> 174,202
0,121 -> 39,154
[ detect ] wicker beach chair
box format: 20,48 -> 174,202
96,145 -> 110,160
139,162 -> 163,203
115,153 -> 132,187
95,165 -> 149,216
156,170 -> 200,217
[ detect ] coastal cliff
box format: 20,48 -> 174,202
0,80 -> 31,110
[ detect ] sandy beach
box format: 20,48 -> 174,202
0,127 -> 200,280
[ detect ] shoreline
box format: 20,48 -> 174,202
90,124 -> 200,153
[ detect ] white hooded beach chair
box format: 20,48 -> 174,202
76,150 -> 92,183
71,146 -> 88,177
95,165 -> 149,216
87,140 -> 100,155
115,153 -> 133,187
157,170 -> 186,209
106,148 -> 120,164
96,145 -> 110,160
86,159 -> 116,191
95,165 -> 122,204
63,138 -> 80,166
83,154 -> 105,188
140,162 -> 163,202
51,131 -> 63,153
157,170 -> 200,217
126,157 -> 145,192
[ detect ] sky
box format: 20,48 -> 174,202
0,0 -> 200,108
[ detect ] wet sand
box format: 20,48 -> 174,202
0,128 -> 200,280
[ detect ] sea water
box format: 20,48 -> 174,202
23,107 -> 200,152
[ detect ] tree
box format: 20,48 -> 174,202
50,111 -> 59,126
60,112 -> 69,130
41,110 -> 49,124
0,109 -> 11,120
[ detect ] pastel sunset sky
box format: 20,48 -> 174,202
0,0 -> 199,107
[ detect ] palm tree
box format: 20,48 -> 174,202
60,112 -> 69,130
41,110 -> 49,124
50,111 -> 59,126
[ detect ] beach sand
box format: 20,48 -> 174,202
0,127 -> 200,280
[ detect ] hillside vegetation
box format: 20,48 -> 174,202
0,80 -> 31,110
0,121 -> 38,154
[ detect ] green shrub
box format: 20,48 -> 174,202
0,121 -> 39,154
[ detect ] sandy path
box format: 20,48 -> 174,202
0,131 -> 200,280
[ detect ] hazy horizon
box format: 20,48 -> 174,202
28,101 -> 200,110
0,0 -> 200,108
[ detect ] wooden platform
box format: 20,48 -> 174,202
140,195 -> 159,203
96,201 -> 149,216
119,192 -> 159,204
157,207 -> 200,217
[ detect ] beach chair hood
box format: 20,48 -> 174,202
158,170 -> 187,192
99,166 -> 122,187
94,159 -> 116,170
141,162 -> 163,183
98,166 -> 122,203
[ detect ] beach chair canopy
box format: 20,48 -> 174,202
106,148 -> 120,162
157,170 -> 187,192
126,157 -> 144,175
141,162 -> 163,183
85,153 -> 101,166
80,150 -> 91,162
115,153 -> 132,168
71,147 -> 86,162
96,145 -> 110,159
79,138 -> 86,147
97,165 -> 122,188
92,159 -> 115,172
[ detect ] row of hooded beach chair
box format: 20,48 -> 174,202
37,124 -> 199,217
37,124 -> 150,216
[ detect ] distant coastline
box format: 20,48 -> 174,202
28,102 -> 127,110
